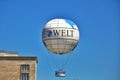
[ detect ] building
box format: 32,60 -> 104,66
0,50 -> 38,80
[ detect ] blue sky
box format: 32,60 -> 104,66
0,0 -> 119,80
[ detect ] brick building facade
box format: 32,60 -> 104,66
0,50 -> 38,80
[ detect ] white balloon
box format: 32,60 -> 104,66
42,18 -> 80,54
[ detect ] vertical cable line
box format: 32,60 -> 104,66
46,50 -> 61,70
60,51 -> 73,70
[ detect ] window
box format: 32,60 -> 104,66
21,73 -> 29,80
21,65 -> 29,71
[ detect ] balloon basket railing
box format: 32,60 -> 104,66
55,70 -> 66,77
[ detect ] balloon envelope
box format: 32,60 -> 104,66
42,18 -> 80,54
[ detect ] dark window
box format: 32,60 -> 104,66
21,65 -> 29,71
21,73 -> 29,80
